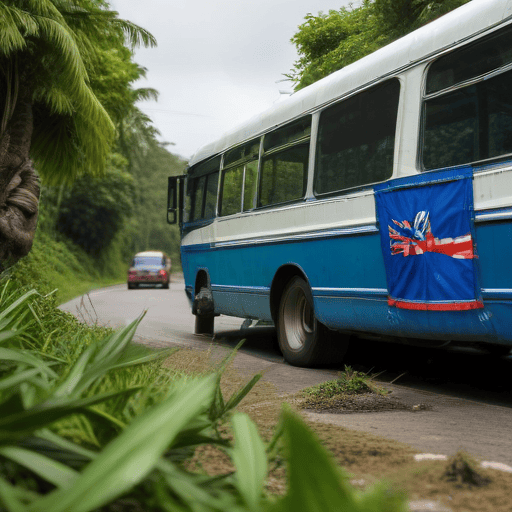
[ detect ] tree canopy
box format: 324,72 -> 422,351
0,0 -> 170,268
288,0 -> 471,90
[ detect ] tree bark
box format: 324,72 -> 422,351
0,88 -> 40,271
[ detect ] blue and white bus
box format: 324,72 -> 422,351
168,0 -> 512,367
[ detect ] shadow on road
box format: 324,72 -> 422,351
213,323 -> 512,408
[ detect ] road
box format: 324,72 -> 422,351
61,276 -> 512,468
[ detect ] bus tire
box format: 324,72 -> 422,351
195,314 -> 214,336
277,276 -> 348,367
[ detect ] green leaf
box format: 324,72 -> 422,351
29,375 -> 217,512
0,290 -> 38,324
0,330 -> 20,344
0,477 -> 28,512
0,348 -> 58,378
224,374 -> 262,413
0,446 -> 78,488
0,388 -> 139,442
231,413 -> 267,512
0,368 -> 43,392
277,408 -> 357,512
51,345 -> 95,398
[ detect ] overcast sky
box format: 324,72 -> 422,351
109,0 -> 353,160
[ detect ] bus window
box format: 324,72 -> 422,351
423,25 -> 512,170
221,138 -> 260,216
191,175 -> 206,221
184,157 -> 220,222
315,79 -> 399,195
260,144 -> 308,207
259,117 -> 311,207
203,172 -> 219,219
243,159 -> 258,211
220,165 -> 244,216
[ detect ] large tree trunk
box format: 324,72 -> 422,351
0,88 -> 40,271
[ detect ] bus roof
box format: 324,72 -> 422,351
188,0 -> 512,169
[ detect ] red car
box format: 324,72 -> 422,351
127,251 -> 171,289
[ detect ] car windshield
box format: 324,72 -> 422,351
133,256 -> 162,267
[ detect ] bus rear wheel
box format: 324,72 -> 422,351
277,276 -> 349,367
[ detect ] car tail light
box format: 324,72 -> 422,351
158,269 -> 167,277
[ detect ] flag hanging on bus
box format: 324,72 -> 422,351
374,167 -> 483,311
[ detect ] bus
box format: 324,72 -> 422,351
168,0 -> 512,367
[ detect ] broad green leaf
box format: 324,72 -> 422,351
158,459 -> 237,512
0,348 -> 58,378
0,388 -> 139,441
0,477 -> 28,512
18,432 -> 96,470
29,375 -> 217,512
276,408 -> 357,512
0,446 -> 78,488
231,413 -> 267,512
37,429 -> 98,462
0,368 -> 43,391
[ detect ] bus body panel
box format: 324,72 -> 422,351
181,164 -> 512,347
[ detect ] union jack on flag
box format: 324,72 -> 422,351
374,168 -> 483,311
388,210 -> 475,259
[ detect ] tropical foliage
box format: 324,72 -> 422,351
0,281 -> 406,511
288,0 -> 471,90
0,0 -> 156,268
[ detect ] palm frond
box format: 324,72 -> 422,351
133,87 -> 159,102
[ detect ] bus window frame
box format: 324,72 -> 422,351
419,24 -> 512,172
313,78 -> 401,198
256,117 -> 312,210
219,138 -> 262,217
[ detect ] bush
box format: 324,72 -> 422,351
0,283 -> 406,511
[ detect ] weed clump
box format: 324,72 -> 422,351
298,366 -> 401,412
304,366 -> 383,398
443,451 -> 491,487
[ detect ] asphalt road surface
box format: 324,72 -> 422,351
61,276 -> 512,468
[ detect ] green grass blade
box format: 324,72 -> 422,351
51,346 -> 95,398
231,413 -> 267,512
0,348 -> 58,378
36,429 -> 98,461
29,375 -> 217,512
0,330 -> 20,344
224,374 -> 262,413
108,345 -> 177,371
0,446 -> 78,488
0,368 -> 43,391
0,290 -> 39,323
92,315 -> 144,364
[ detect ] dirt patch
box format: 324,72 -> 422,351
299,391 -> 430,413
160,346 -> 512,511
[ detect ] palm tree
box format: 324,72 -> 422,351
0,0 -> 155,269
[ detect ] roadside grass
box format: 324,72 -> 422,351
2,281 -> 409,511
2,276 -> 511,511
6,230 -> 125,304
166,349 -> 512,512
